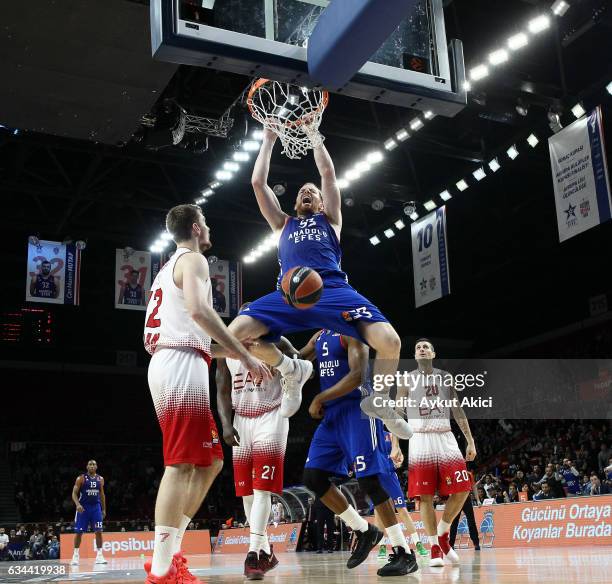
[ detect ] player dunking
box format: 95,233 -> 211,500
30,260 -> 59,299
143,204 -> 269,584
403,339 -> 476,567
70,460 -> 107,566
300,329 -> 418,576
216,330 -> 298,580
375,432 -> 428,560
227,127 -> 411,439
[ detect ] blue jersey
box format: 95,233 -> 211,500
123,284 -> 143,305
561,468 -> 581,494
34,275 -> 57,298
382,431 -> 396,472
79,474 -> 102,507
277,214 -> 347,287
314,330 -> 362,409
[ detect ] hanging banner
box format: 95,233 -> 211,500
115,248 -> 152,311
549,105 -> 612,242
209,258 -> 242,318
25,239 -> 81,305
411,206 -> 450,308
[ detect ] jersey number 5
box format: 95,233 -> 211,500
146,289 -> 163,328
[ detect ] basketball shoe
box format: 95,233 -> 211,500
430,544 -> 444,567
280,358 -> 313,417
415,541 -> 428,556
144,562 -> 177,584
258,546 -> 278,573
347,524 -> 383,569
145,552 -> 201,584
377,547 -> 418,577
244,551 -> 264,580
359,395 -> 413,440
438,532 -> 460,565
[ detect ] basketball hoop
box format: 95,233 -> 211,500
247,79 -> 329,160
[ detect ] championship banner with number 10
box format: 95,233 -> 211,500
411,206 -> 451,308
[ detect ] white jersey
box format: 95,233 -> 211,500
227,357 -> 282,418
405,367 -> 453,433
143,247 -> 212,358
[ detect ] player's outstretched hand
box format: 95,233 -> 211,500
466,441 -> 477,462
241,353 -> 272,381
308,396 -> 324,419
223,426 -> 240,447
263,126 -> 278,142
76,504 -> 84,514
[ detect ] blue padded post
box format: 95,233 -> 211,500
307,0 -> 419,88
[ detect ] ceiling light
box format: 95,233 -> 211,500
344,196 -> 355,207
161,232 -> 173,240
528,15 -> 551,34
216,170 -> 233,181
243,255 -> 255,264
410,212 -> 419,221
272,183 -> 286,196
224,161 -> 239,172
367,151 -> 384,164
242,140 -> 260,151
396,129 -> 409,141
489,49 -> 509,66
424,200 -> 437,211
440,190 -> 452,201
233,151 -> 250,162
201,188 -> 214,197
488,158 -> 501,172
337,178 -> 350,189
456,179 -> 469,191
356,161 -> 371,173
211,181 -> 221,188
607,81 -> 612,95
195,198 -> 207,205
571,102 -> 586,119
370,236 -> 380,246
551,1 -> 570,17
507,145 -> 519,160
508,33 -> 529,51
384,229 -> 395,239
463,81 -> 472,92
346,169 -> 361,181
470,65 -> 489,81
395,219 -> 406,230
424,111 -> 434,120
410,118 -> 424,131
515,99 -> 529,117
384,138 -> 398,151
371,199 -> 385,211
527,134 -> 539,148
473,167 -> 486,181
252,129 -> 264,140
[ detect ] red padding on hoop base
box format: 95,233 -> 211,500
307,0 -> 419,88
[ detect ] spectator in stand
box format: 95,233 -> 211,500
488,487 -> 505,505
534,464 -> 566,498
482,475 -> 496,498
0,527 -> 9,560
589,475 -> 609,496
8,528 -> 25,561
29,529 -> 45,559
476,486 -> 486,505
47,536 -> 60,560
560,459 -> 581,496
514,470 -> 526,489
533,482 -> 555,501
526,465 -> 541,485
503,484 -> 519,503
581,475 -> 592,496
598,444 -> 611,473
521,483 -> 532,501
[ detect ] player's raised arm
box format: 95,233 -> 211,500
449,386 -> 476,462
251,129 -> 288,232
72,475 -> 84,513
181,253 -> 270,380
298,331 -> 321,361
312,140 -> 342,229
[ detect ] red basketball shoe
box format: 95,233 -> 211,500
244,551 -> 264,580
429,544 -> 444,567
144,561 -> 177,584
438,532 -> 460,565
258,546 -> 279,573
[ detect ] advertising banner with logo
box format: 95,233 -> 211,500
60,530 -> 211,560
549,105 -> 612,242
25,239 -> 82,305
209,259 -> 242,318
391,496 -> 611,549
214,522 -> 302,553
411,206 -> 450,308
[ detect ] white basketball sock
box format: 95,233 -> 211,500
249,490 -> 272,554
173,514 -> 191,554
243,495 -> 254,526
339,506 -> 369,533
386,523 -> 406,551
437,520 -> 451,536
151,526 -> 178,577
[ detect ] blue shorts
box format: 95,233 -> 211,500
304,399 -> 388,478
379,470 -> 406,508
240,280 -> 388,343
74,504 -> 103,532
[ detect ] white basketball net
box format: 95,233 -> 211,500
248,80 -> 328,160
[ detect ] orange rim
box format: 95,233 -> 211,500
247,78 -> 329,128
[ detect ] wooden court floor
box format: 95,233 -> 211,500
2,547 -> 610,583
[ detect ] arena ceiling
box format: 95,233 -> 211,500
1,0 -> 611,351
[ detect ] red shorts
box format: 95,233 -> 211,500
408,432 -> 471,498
232,409 -> 288,496
148,347 -> 223,467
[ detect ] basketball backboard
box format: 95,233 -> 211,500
151,0 -> 466,116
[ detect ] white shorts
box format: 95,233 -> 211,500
408,431 -> 471,497
148,347 -> 222,466
232,408 -> 289,496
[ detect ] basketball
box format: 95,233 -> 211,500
281,267 -> 323,309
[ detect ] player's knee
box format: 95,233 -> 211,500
358,474 -> 390,507
303,468 -> 332,498
166,463 -> 194,477
211,457 -> 223,476
419,494 -> 433,503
